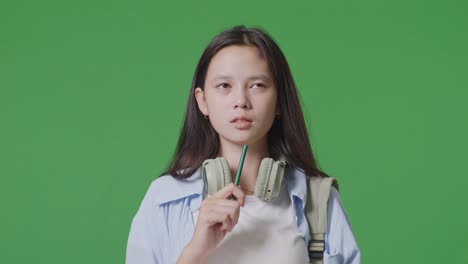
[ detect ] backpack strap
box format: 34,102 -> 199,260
305,176 -> 338,264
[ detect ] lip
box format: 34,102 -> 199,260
230,116 -> 253,123
230,116 -> 253,129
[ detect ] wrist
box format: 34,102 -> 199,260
177,241 -> 208,264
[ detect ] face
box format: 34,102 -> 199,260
195,45 -> 278,147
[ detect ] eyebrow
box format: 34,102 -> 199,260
211,74 -> 272,83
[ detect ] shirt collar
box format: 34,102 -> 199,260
152,166 -> 308,211
152,167 -> 204,208
285,166 -> 308,211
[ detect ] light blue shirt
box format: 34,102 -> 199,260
126,166 -> 361,264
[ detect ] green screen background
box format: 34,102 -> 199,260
1,0 -> 467,263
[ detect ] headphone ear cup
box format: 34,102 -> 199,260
255,158 -> 274,200
217,157 -> 232,187
255,158 -> 286,201
202,157 -> 232,195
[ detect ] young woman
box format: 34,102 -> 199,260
126,25 -> 360,264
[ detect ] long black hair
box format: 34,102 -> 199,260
161,25 -> 329,179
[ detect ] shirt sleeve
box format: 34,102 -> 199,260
324,187 -> 361,264
126,185 -> 159,264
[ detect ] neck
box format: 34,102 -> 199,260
218,137 -> 269,192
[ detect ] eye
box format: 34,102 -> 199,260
217,83 -> 230,89
252,82 -> 266,88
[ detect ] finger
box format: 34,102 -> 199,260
225,199 -> 241,232
204,198 -> 241,209
199,200 -> 233,220
220,212 -> 233,232
207,203 -> 240,232
206,209 -> 233,232
229,204 -> 241,230
211,183 -> 237,199
230,185 -> 246,206
200,200 -> 241,233
212,183 -> 246,206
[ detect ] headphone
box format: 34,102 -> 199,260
201,157 -> 287,201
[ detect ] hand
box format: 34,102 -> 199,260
177,183 -> 245,264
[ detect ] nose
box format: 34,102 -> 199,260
235,101 -> 249,109
234,88 -> 251,109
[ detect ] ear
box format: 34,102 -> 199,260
194,87 -> 208,116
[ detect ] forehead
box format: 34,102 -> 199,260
206,45 -> 272,81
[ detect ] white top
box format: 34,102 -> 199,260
193,182 -> 309,264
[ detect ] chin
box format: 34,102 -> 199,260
221,133 -> 266,147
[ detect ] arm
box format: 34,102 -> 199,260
325,187 -> 361,264
176,241 -> 207,264
126,188 -> 159,264
176,183 -> 245,264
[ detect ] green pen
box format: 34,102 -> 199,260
231,144 -> 248,200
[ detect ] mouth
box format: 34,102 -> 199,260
230,116 -> 253,123
231,117 -> 253,129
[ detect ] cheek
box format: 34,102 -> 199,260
252,101 -> 277,130
205,98 -> 225,116
205,98 -> 228,127
260,95 -> 278,118
265,97 -> 279,125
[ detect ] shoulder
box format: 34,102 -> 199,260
327,186 -> 353,229
127,169 -> 203,264
326,186 -> 361,262
144,168 -> 204,206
